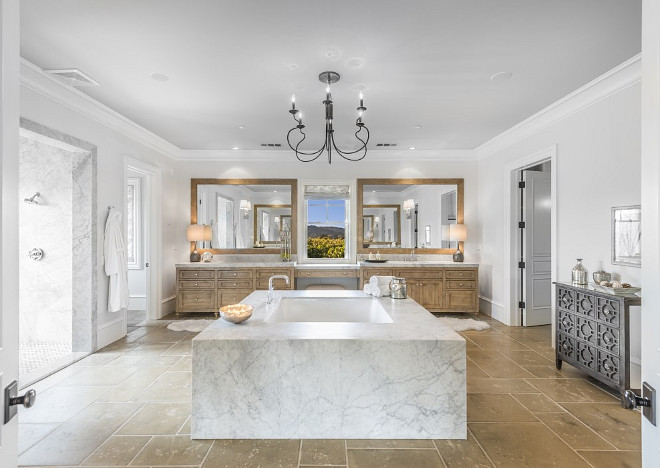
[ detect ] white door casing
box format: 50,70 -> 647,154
0,0 -> 21,465
522,170 -> 552,326
641,0 -> 660,464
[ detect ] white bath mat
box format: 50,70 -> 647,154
167,319 -> 216,332
435,317 -> 490,332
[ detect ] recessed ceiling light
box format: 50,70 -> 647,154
287,63 -> 300,71
345,57 -> 366,70
150,73 -> 169,82
232,146 -> 239,150
273,190 -> 278,193
409,146 -> 416,150
324,48 -> 339,59
490,71 -> 513,82
413,125 -> 422,129
238,125 -> 246,130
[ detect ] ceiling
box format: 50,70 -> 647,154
20,1 -> 641,152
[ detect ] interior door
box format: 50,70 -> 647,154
522,170 -> 552,326
1,1 -> 21,464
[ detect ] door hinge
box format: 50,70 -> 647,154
518,221 -> 526,229
518,261 -> 526,269
518,181 -> 526,189
518,301 -> 526,309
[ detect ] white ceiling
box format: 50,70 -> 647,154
20,1 -> 641,152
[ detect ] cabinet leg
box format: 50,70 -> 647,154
214,312 -> 219,318
556,357 -> 563,370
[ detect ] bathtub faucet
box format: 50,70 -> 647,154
267,275 -> 290,304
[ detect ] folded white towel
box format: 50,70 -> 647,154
363,284 -> 373,295
369,276 -> 394,297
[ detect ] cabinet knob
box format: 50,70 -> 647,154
603,361 -> 612,372
195,283 -> 198,286
233,283 -> 237,286
195,298 -> 199,301
307,272 -> 311,276
233,273 -> 237,276
459,283 -> 464,287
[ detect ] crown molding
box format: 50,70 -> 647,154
475,54 -> 642,160
177,149 -> 476,162
20,58 -> 182,160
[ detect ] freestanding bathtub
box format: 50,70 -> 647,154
191,290 -> 466,439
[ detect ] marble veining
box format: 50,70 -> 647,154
192,290 -> 466,439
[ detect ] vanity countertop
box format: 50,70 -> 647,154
177,261 -> 477,269
359,260 -> 478,268
176,261 -> 294,268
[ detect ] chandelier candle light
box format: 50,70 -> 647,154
287,71 -> 369,164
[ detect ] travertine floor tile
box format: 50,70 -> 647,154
561,403 -> 641,450
467,359 -> 489,379
118,403 -> 190,435
535,412 -> 615,450
527,379 -> 617,403
434,430 -> 493,467
499,350 -> 554,366
347,448 -> 443,468
300,439 -> 346,465
104,356 -> 144,367
18,402 -> 141,466
130,435 -> 211,466
511,393 -> 565,413
133,371 -> 191,402
161,341 -> 192,356
201,439 -> 299,468
99,366 -> 169,402
467,351 -> 535,378
521,365 -> 565,378
170,356 -> 192,372
177,416 -> 191,435
467,394 -> 538,422
134,330 -> 189,344
57,366 -> 140,386
134,355 -> 181,367
81,435 -> 150,466
123,343 -> 175,356
346,439 -> 435,448
18,423 -> 60,454
467,378 -> 539,394
467,334 -> 532,351
19,385 -> 112,424
72,353 -> 122,367
577,450 -> 642,468
470,422 -> 591,467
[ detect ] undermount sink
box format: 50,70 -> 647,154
265,296 -> 393,323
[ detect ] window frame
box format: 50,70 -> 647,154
127,176 -> 141,269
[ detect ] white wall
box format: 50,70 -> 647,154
174,159 -> 479,264
20,81 -> 180,348
477,70 -> 642,379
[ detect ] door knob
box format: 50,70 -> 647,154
4,381 -> 37,423
621,383 -> 657,426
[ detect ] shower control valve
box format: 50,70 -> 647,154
28,248 -> 44,261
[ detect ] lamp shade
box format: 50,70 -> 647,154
187,224 -> 206,242
449,224 -> 467,242
403,199 -> 415,211
239,200 -> 251,211
203,224 -> 212,241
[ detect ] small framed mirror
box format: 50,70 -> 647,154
612,205 -> 641,267
253,204 -> 291,245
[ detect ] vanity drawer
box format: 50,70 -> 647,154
218,269 -> 253,279
178,290 -> 216,311
296,269 -> 357,278
256,269 -> 294,279
255,278 -> 292,290
445,270 -> 477,280
444,290 -> 477,310
445,280 -> 476,290
178,280 -> 214,290
395,269 -> 443,279
179,269 -> 215,280
218,279 -> 253,290
219,290 -> 252,307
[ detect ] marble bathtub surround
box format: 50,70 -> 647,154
192,290 -> 467,439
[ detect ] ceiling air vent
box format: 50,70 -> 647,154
376,143 -> 398,147
260,143 -> 282,147
44,68 -> 100,87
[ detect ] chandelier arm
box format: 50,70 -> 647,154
330,126 -> 370,161
286,127 -> 325,158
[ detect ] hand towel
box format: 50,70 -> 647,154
369,276 -> 394,297
363,284 -> 373,295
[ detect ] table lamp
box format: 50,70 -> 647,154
187,224 -> 206,262
449,224 -> 467,262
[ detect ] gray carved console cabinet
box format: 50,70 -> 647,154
555,282 -> 640,399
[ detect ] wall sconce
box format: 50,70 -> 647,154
274,216 -> 280,225
374,216 -> 380,225
449,223 -> 467,263
403,199 -> 415,219
187,224 -> 211,262
239,200 -> 251,219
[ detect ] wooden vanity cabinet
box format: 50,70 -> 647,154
176,269 -> 217,313
255,268 -> 295,290
394,269 -> 444,311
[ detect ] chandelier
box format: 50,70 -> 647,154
287,71 -> 369,164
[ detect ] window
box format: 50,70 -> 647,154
127,177 -> 141,268
304,184 -> 350,260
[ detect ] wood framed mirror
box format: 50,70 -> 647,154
362,205 -> 401,247
357,178 -> 464,254
191,179 -> 297,254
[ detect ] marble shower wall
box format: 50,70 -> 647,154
18,125 -> 95,353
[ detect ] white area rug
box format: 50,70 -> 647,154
167,319 -> 216,332
435,317 -> 490,332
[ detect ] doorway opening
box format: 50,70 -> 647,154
18,119 -> 97,385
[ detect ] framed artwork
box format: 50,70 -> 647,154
612,205 -> 641,267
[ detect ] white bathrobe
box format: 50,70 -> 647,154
104,208 -> 130,312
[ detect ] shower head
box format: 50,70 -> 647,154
24,192 -> 41,205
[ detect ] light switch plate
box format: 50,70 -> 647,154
643,382 -> 656,426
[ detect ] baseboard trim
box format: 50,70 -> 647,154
161,295 -> 176,303
479,296 -> 509,326
96,316 -> 126,350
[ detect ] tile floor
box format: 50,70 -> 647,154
17,313 -> 641,467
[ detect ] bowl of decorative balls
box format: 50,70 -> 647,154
591,280 -> 641,296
